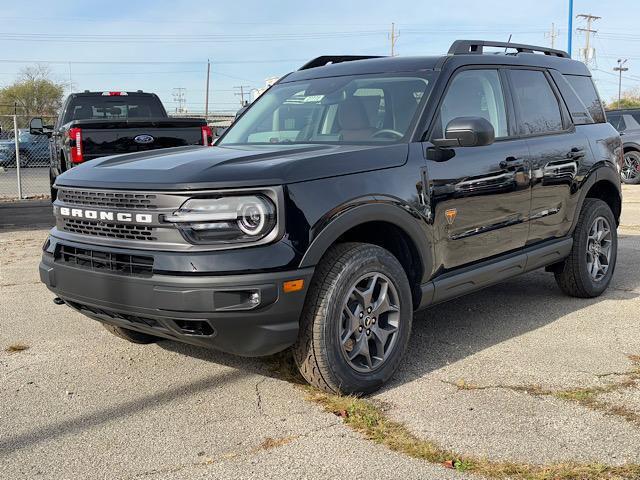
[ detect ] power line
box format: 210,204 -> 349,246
613,59 -> 629,106
172,88 -> 186,114
234,86 -> 251,107
389,23 -> 400,57
545,23 -> 559,49
576,13 -> 600,69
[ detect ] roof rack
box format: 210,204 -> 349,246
299,55 -> 384,70
448,40 -> 569,58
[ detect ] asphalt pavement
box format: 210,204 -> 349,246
1,186 -> 639,479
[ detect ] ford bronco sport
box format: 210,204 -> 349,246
40,41 -> 622,394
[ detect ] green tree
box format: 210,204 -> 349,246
607,87 -> 640,110
0,65 -> 66,116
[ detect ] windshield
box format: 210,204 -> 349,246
220,73 -> 432,145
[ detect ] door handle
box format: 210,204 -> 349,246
567,147 -> 586,159
499,156 -> 523,169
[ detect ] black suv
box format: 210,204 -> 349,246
606,108 -> 640,184
40,41 -> 622,394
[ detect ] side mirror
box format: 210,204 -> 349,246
433,116 -> 495,148
29,117 -> 44,135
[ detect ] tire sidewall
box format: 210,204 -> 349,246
574,200 -> 618,296
319,246 -> 412,394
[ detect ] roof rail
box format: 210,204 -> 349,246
448,40 -> 569,58
299,55 -> 384,70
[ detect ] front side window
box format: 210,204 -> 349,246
432,69 -> 508,139
510,70 -> 564,135
219,74 -> 432,145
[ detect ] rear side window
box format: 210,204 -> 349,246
564,75 -> 606,123
509,70 -> 563,135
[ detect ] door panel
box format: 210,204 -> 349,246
426,140 -> 531,271
526,131 -> 588,242
506,68 -> 584,243
425,67 -> 531,272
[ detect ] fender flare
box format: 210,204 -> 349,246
570,165 -> 622,233
299,202 -> 433,283
622,141 -> 640,152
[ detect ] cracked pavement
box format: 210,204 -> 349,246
1,185 -> 639,479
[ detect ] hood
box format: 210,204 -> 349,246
55,143 -> 409,190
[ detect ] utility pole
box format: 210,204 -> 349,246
234,85 -> 250,107
614,58 -> 629,107
567,0 -> 574,57
389,22 -> 400,57
204,59 -> 211,119
545,22 -> 559,49
576,13 -> 600,68
172,88 -> 186,114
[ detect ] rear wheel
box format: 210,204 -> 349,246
102,324 -> 159,344
294,242 -> 412,395
621,150 -> 640,184
554,198 -> 617,298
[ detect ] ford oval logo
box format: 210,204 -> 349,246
134,134 -> 155,144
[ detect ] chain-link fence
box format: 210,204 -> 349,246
0,115 -> 56,199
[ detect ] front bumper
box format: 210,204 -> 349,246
39,239 -> 314,357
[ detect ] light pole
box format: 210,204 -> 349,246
568,0 -> 574,57
614,58 -> 629,107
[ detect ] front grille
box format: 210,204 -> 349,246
57,244 -> 154,277
66,301 -> 164,330
62,218 -> 157,241
58,189 -> 158,210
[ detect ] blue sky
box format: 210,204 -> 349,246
1,0 -> 639,113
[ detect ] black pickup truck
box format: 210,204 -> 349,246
30,91 -> 213,199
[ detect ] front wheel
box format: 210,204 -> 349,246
621,150 -> 640,184
554,198 -> 617,298
294,242 -> 413,395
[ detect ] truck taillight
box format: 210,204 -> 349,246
68,127 -> 84,163
201,125 -> 213,146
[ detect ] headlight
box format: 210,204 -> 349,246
164,195 -> 277,244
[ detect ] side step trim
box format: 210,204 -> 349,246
418,237 -> 573,309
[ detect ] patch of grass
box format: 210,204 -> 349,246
447,355 -> 640,427
4,342 -> 29,353
306,387 -> 640,480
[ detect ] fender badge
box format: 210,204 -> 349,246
445,208 -> 457,225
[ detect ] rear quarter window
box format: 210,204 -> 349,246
563,75 -> 606,124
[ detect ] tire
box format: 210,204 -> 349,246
554,198 -> 617,298
293,242 -> 413,395
621,150 -> 640,185
49,169 -> 57,202
102,324 -> 159,344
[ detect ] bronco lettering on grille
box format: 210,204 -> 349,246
57,206 -> 153,224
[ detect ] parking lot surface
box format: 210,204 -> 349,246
1,186 -> 639,479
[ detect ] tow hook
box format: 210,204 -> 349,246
53,297 -> 65,305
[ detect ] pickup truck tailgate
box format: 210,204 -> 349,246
69,118 -> 206,159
